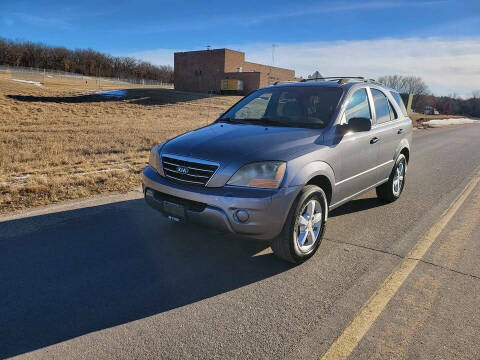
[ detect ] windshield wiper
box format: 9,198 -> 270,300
253,117 -> 292,126
258,117 -> 302,127
222,117 -> 299,127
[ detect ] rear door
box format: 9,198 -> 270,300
369,88 -> 403,181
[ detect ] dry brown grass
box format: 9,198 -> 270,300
0,69 -> 173,91
0,77 -> 240,214
4,76 -> 466,215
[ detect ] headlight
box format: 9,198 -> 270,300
227,161 -> 286,189
148,143 -> 164,174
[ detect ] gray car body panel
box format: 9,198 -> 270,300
143,80 -> 412,240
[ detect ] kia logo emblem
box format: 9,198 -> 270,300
176,166 -> 189,174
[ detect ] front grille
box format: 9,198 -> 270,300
162,154 -> 218,187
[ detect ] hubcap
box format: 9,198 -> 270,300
393,161 -> 405,197
295,199 -> 322,253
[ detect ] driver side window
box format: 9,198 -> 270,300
345,88 -> 372,122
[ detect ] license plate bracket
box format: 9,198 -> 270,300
163,201 -> 185,220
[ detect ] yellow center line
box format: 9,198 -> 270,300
320,172 -> 480,360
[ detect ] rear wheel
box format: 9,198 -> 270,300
376,154 -> 407,202
271,185 -> 327,264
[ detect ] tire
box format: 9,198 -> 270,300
271,185 -> 327,264
376,153 -> 407,202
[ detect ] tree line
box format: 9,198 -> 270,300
0,38 -> 173,83
378,75 -> 480,118
377,75 -> 429,96
414,93 -> 480,118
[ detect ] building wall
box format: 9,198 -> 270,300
174,49 -> 226,93
174,49 -> 295,94
223,49 -> 245,72
243,61 -> 295,86
223,72 -> 261,94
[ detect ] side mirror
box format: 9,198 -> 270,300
347,117 -> 371,132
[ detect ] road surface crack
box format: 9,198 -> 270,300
324,237 -> 403,258
324,238 -> 480,282
407,257 -> 480,281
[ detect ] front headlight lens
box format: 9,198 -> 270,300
227,161 -> 286,189
148,144 -> 164,174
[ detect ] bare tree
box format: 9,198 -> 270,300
377,75 -> 429,95
0,37 -> 173,82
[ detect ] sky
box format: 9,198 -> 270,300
1,0 -> 479,96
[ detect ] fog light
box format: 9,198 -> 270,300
145,188 -> 154,197
235,209 -> 249,223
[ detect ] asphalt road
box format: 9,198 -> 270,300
1,124 -> 480,359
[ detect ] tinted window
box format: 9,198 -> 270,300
344,88 -> 371,122
235,92 -> 272,119
391,91 -> 408,116
371,89 -> 391,124
275,90 -> 303,123
388,100 -> 398,120
222,86 -> 343,128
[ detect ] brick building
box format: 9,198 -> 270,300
174,48 -> 295,94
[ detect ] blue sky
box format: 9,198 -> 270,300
1,0 -> 480,95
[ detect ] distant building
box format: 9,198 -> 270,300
174,48 -> 295,94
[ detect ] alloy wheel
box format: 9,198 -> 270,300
392,161 -> 405,197
295,199 -> 322,253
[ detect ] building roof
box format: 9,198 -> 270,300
174,48 -> 243,55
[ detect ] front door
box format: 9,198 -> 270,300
332,88 -> 379,205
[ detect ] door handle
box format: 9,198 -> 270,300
370,137 -> 379,144
397,128 -> 404,134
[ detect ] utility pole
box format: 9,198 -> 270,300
270,44 -> 278,85
272,44 -> 278,66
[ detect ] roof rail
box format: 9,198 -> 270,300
272,77 -> 384,86
272,80 -> 298,85
300,76 -> 365,83
367,78 -> 384,86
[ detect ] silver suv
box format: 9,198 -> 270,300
143,77 -> 412,263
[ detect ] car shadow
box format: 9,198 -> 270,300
0,199 -> 292,358
329,197 -> 386,217
6,88 -> 215,106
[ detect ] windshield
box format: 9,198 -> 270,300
220,86 -> 343,128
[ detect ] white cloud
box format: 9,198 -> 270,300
120,1 -> 443,34
130,37 -> 480,97
246,1 -> 445,24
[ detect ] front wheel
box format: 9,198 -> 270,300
271,185 -> 327,264
376,154 -> 407,202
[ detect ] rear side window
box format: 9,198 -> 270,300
345,88 -> 371,122
371,89 -> 391,124
388,101 -> 398,120
391,91 -> 408,116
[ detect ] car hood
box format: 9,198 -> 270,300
162,122 -> 325,165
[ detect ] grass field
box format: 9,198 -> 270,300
0,77 -> 240,214
0,75 -> 467,214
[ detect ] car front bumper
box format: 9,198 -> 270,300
142,166 -> 301,240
